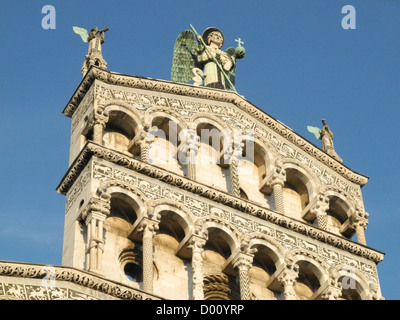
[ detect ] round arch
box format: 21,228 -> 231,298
289,252 -> 330,300
332,264 -> 372,300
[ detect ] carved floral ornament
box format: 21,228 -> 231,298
63,67 -> 368,187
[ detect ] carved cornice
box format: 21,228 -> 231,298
0,261 -> 159,300
56,143 -> 384,263
62,66 -> 368,186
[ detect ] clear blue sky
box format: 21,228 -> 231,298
0,0 -> 398,300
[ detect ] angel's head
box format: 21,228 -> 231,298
202,27 -> 224,49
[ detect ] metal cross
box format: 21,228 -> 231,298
235,38 -> 244,47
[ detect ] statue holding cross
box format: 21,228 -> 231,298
171,25 -> 246,92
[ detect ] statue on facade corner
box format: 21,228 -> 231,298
171,25 -> 245,93
307,119 -> 343,163
73,26 -> 109,76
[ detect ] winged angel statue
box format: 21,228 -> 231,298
307,119 -> 343,163
171,25 -> 245,92
73,26 -> 109,76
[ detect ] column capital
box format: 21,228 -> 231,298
232,252 -> 254,270
350,208 -> 369,230
309,193 -> 330,216
320,285 -> 343,300
81,195 -> 111,221
138,218 -> 160,236
187,235 -> 207,251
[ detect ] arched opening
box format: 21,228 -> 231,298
294,261 -> 322,300
196,123 -> 229,192
102,191 -> 143,288
152,209 -> 190,299
119,249 -> 143,284
326,195 -> 354,238
249,245 -> 280,300
283,168 -> 310,221
238,139 -> 273,207
102,110 -> 137,156
338,274 -> 363,300
148,117 -> 184,175
105,192 -> 138,236
202,227 -> 238,300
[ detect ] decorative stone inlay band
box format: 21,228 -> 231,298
56,143 -> 384,263
0,261 -> 159,300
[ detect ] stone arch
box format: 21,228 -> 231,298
152,201 -> 195,242
94,182 -> 149,288
100,181 -> 149,221
246,234 -> 286,300
324,188 -> 356,238
331,264 -> 372,300
280,159 -> 319,221
198,216 -> 242,300
103,100 -> 144,129
191,113 -> 231,132
288,250 -> 330,300
239,134 -> 277,207
145,108 -> 188,176
151,202 -> 194,299
100,104 -> 142,156
248,234 -> 286,268
192,115 -> 232,192
144,106 -> 188,133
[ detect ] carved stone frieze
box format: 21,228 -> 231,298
0,261 -> 158,300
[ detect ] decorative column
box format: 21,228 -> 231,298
140,126 -> 158,163
228,131 -> 243,197
310,193 -> 330,230
178,129 -> 200,180
232,252 -> 254,300
267,164 -> 286,214
350,206 -> 369,246
91,102 -> 109,145
188,235 -> 207,300
81,192 -> 111,274
139,219 -> 159,293
278,264 -> 299,300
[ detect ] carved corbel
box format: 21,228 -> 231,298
259,161 -> 286,213
128,126 -> 158,163
348,205 -> 369,245
302,191 -> 330,229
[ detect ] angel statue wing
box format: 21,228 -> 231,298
307,126 -> 322,140
73,26 -> 89,42
171,30 -> 200,84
